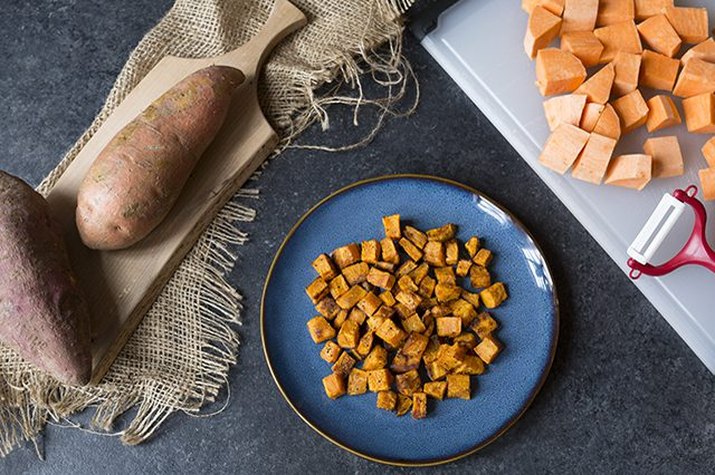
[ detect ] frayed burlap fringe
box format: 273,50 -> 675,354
1,0 -> 417,457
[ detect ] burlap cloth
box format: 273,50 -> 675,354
0,0 -> 417,457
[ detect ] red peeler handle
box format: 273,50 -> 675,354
628,186 -> 715,280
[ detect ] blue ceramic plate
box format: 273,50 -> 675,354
261,175 -> 558,466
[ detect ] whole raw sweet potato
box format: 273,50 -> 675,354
76,65 -> 245,250
0,171 -> 92,385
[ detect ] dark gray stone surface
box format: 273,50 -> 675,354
0,1 -> 713,473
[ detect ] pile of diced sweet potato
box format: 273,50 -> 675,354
305,215 -> 508,419
523,0 -> 715,199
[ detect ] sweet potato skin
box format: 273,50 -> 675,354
0,171 -> 92,385
76,65 -> 245,250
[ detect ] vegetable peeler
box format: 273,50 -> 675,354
627,185 -> 715,279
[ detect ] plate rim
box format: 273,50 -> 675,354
260,174 -> 560,467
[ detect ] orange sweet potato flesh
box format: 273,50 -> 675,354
0,171 -> 92,385
536,48 -> 587,95
77,66 -> 245,250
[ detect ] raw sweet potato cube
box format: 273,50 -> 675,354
357,291 -> 383,316
612,51 -> 642,97
332,243 -> 361,269
307,316 -> 336,343
390,350 -> 421,374
470,312 -> 499,338
333,309 -> 348,330
571,133 -> 618,184
539,123 -> 590,174
643,136 -> 683,178
332,351 -> 356,376
409,262 -> 430,284
561,31 -> 604,67
380,238 -> 400,264
646,95 -> 681,132
535,48 -> 587,96
639,50 -> 680,92
682,39 -> 715,66
355,330 -> 375,358
634,0 -> 672,21
461,291 -> 481,308
481,282 -> 509,309
580,102 -> 605,132
321,341 -> 342,364
404,226 -> 428,249
469,265 -> 491,289
426,224 -> 456,242
445,240 -> 459,266
613,89 -> 648,133
360,239 -> 381,264
411,392 -> 428,419
418,275 -> 436,298
316,297 -> 340,320
397,275 -> 418,293
475,334 -> 503,364
402,314 -> 427,334
342,261 -> 369,286
366,267 -> 395,290
673,58 -> 715,98
305,277 -> 329,304
456,259 -> 472,277
329,275 -> 350,299
682,93 -> 715,134
423,241 -> 446,267
376,390 -> 397,411
336,285 -> 368,309
379,290 -> 396,307
699,168 -> 715,201
347,368 -> 369,395
376,319 -> 407,348
436,317 -> 462,338
396,369 -> 422,396
396,394 -> 413,416
473,248 -> 493,267
454,355 -> 486,375
368,368 -> 394,392
423,381 -> 447,400
435,283 -> 462,302
312,254 -> 338,281
434,267 -> 456,285
543,94 -> 588,131
398,238 -> 423,262
322,373 -> 346,399
597,0 -> 634,27
575,63 -> 615,104
522,0 -> 565,16
604,154 -> 652,190
702,138 -> 715,168
363,345 -> 388,370
636,14 -> 681,58
664,6 -> 708,44
593,103 -> 622,139
382,214 -> 401,239
561,0 -> 598,34
395,290 -> 422,312
451,299 -> 477,326
446,374 -> 471,400
396,260 -> 418,276
465,237 -> 480,257
337,319 -> 360,349
594,20 -> 642,64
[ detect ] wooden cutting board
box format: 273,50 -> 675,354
45,0 -> 307,384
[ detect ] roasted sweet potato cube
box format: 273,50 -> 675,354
426,223 -> 457,242
390,350 -> 421,373
333,309 -> 348,330
461,291 -> 480,308
404,226 -> 428,249
427,361 -> 448,381
399,238 -> 423,262
435,283 -> 462,302
395,290 -> 422,312
379,290 -> 396,307
436,317 -> 462,338
380,238 -> 400,264
397,260 -> 418,276
396,394 -> 413,416
423,336 -> 441,364
376,319 -> 407,348
329,275 -> 350,299
322,373 -> 346,399
315,297 -> 340,320
368,368 -> 394,392
411,392 -> 428,419
453,332 -> 478,349
423,241 -> 446,267
481,282 -> 508,309
312,254 -> 338,281
332,351 -> 356,376
332,243 -> 361,269
342,262 -> 369,286
305,277 -> 329,304
473,248 -> 493,267
397,275 -> 419,293
475,334 -> 503,364
363,345 -> 388,370
347,308 -> 367,325
402,332 -> 429,358
320,341 -> 342,364
437,344 -> 467,371
396,369 -> 422,396
423,381 -> 447,400
360,239 -> 381,264
446,374 -> 471,400
382,214 -> 401,239
336,285 -> 368,310
465,237 -> 480,257
355,330 -> 374,358
402,314 -> 427,333
337,320 -> 361,349
451,299 -> 477,326
347,368 -> 369,395
470,312 -> 499,338
409,263 -> 430,284
456,260 -> 472,278
366,267 -> 395,290
376,390 -> 397,411
434,266 -> 456,285
307,316 -> 336,343
357,292 -> 382,316
418,276 -> 436,298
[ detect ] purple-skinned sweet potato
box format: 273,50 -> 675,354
76,65 -> 245,250
0,171 -> 91,385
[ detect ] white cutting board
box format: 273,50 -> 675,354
421,0 -> 715,373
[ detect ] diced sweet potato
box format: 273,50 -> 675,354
332,351 -> 356,376
380,238 -> 400,264
307,316 -> 336,343
357,291 -> 383,316
597,0 -> 634,26
604,154 -> 652,190
361,239 -> 381,264
305,277 -> 329,304
409,263 -> 430,284
404,226 -> 428,249
395,369 -> 422,396
594,20 -> 642,63
332,243 -> 361,269
539,123 -> 590,174
561,0 -> 598,34
434,283 -> 462,302
396,394 -> 413,416
636,14 -> 681,58
342,261 -> 369,286
368,368 -> 394,392
446,374 -> 471,400
456,259 -> 472,277
426,224 -> 457,242
646,95 -> 681,132
423,241 -> 446,267
323,373 -> 346,399
321,341 -> 342,364
561,31 -> 604,67
348,368 -> 369,395
543,94 -> 588,131
366,267 -> 395,290
376,319 -> 407,348
701,137 -> 715,168
673,58 -> 715,98
336,285 -> 368,309
461,291 -> 481,308
445,240 -> 459,266
312,254 -> 338,281
316,297 -> 340,320
418,276 -> 436,298
580,102 -> 605,132
612,51 -> 642,97
593,103 -> 622,139
643,136 -> 683,178
536,48 -> 587,96
664,6 -> 708,44
575,64 -> 614,104
639,50 -> 680,92
363,345 -> 388,370
682,39 -> 715,65
572,133 -> 618,184
436,317 -> 462,338
682,92 -> 715,134
382,214 -> 401,239
698,168 -> 715,201
475,334 -> 503,364
355,330 -> 375,358
376,390 -> 397,410
634,0 -> 672,21
613,89 -> 648,133
411,392 -> 428,419
522,0 -> 565,16
470,312 -> 499,338
398,238 -> 423,262
423,381 -> 447,400
481,282 -> 509,309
